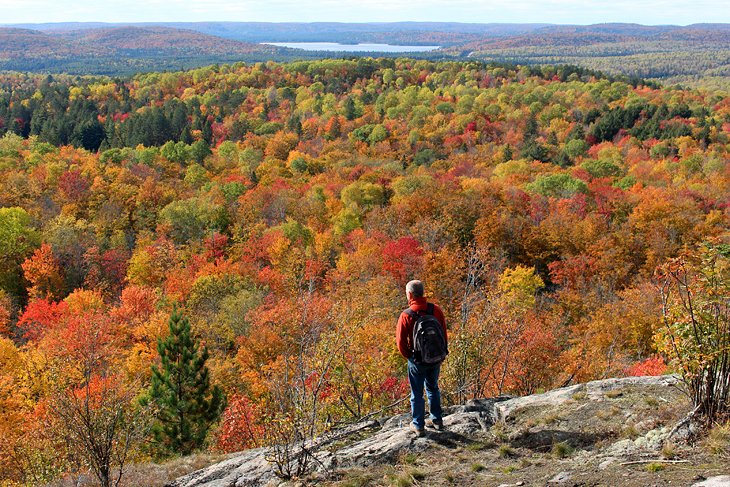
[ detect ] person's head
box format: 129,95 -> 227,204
405,280 -> 424,301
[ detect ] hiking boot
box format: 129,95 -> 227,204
427,418 -> 444,431
409,423 -> 425,437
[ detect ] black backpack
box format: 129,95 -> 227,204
406,303 -> 448,364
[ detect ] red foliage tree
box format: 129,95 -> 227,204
17,299 -> 69,341
57,169 -> 90,201
381,237 -> 424,285
215,394 -> 264,453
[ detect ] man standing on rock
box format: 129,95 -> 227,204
396,280 -> 448,437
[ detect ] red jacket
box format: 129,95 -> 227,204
396,296 -> 447,360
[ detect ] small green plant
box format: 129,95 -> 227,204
571,391 -> 587,401
466,440 -> 496,451
552,441 -> 575,458
399,452 -> 418,465
390,474 -> 412,487
471,463 -> 485,473
340,473 -> 373,487
498,444 -> 516,458
645,397 -> 659,407
621,424 -> 639,439
444,472 -> 455,483
341,473 -> 375,487
500,465 -> 518,473
491,422 -> 509,442
646,462 -> 665,472
388,468 -> 424,487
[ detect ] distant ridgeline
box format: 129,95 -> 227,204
0,59 -> 667,153
0,22 -> 729,82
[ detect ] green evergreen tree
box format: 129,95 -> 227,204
343,96 -> 358,121
501,144 -> 513,162
146,307 -> 225,456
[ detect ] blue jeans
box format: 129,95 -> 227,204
407,359 -> 442,428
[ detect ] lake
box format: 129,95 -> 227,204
263,42 -> 440,53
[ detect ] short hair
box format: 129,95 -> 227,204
406,280 -> 424,298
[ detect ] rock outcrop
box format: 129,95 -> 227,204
168,375 -> 729,487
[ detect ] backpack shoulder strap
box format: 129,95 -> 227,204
427,303 -> 434,315
404,308 -> 419,318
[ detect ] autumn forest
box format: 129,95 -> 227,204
0,58 -> 728,485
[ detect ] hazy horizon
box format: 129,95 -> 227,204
5,20 -> 730,28
3,0 -> 730,26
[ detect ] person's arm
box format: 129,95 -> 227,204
396,312 -> 411,359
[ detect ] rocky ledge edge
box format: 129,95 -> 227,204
167,375 -> 729,487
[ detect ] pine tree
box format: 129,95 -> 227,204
146,307 -> 225,456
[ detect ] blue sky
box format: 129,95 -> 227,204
3,0 -> 729,25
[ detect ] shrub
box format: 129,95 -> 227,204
498,444 -> 516,458
656,242 -> 730,424
551,441 -> 574,458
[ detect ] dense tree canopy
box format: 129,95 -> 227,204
0,58 -> 727,484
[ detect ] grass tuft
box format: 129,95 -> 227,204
391,473 -> 412,487
399,452 -> 418,465
552,441 -> 575,458
704,422 -> 730,456
341,473 -> 375,487
621,424 -> 639,439
644,397 -> 659,407
572,391 -> 587,401
539,411 -> 563,425
646,462 -> 665,472
466,440 -> 496,451
498,444 -> 516,458
491,422 -> 509,442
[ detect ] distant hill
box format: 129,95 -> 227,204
448,24 -> 730,82
0,28 -> 71,57
1,22 -> 730,83
0,26 -> 290,74
8,21 -> 552,42
1,22 -> 552,52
